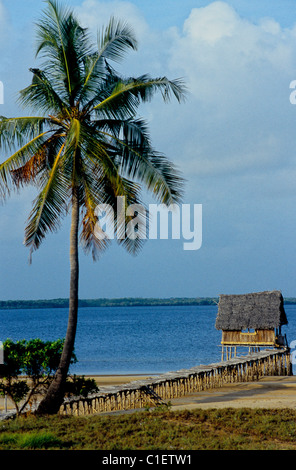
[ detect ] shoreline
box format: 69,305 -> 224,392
84,374 -> 156,387
84,373 -> 160,377
87,375 -> 296,410
2,375 -> 296,413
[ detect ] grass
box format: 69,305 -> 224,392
1,407 -> 296,450
0,431 -> 64,449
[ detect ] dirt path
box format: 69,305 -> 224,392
169,376 -> 296,410
90,374 -> 296,411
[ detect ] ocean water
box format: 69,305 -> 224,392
0,304 -> 295,375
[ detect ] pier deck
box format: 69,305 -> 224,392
60,348 -> 292,415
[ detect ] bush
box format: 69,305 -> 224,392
65,375 -> 99,398
0,338 -> 77,415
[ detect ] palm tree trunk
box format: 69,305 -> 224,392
36,186 -> 79,415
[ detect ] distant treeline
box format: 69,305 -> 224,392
0,297 -> 295,310
0,297 -> 219,310
283,298 -> 296,305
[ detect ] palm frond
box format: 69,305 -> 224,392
79,122 -> 125,193
96,119 -> 185,205
92,75 -> 187,119
18,68 -> 67,114
0,116 -> 49,150
97,17 -> 137,64
61,118 -> 82,185
79,172 -> 110,260
24,141 -> 69,255
80,17 -> 137,106
35,0 -> 73,93
122,147 -> 184,205
0,127 -> 53,198
20,117 -> 82,256
35,0 -> 93,105
115,181 -> 148,255
79,162 -> 146,257
10,132 -> 65,188
1,2 -> 185,261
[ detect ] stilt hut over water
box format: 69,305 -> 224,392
215,290 -> 288,360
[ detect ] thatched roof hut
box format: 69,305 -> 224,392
215,290 -> 288,331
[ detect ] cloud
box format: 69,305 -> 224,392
0,1 -> 11,47
72,1 -> 296,208
182,1 -> 239,45
159,1 -> 296,190
74,0 -> 174,83
4,1 -> 296,193
2,1 -> 296,299
75,0 -> 149,43
171,1 -> 295,103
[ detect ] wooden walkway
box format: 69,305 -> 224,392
60,348 -> 292,416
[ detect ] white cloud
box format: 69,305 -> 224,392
170,2 -> 295,101
74,0 -> 166,76
0,1 -> 10,46
71,1 -> 296,210
2,1 -> 296,298
75,0 -> 149,43
183,1 -> 239,45
160,1 -> 296,190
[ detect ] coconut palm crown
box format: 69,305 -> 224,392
0,0 -> 186,414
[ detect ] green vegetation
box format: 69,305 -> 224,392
1,296 -> 296,310
0,0 -> 186,415
0,339 -> 98,415
283,298 -> 296,305
1,408 -> 296,450
0,297 -> 219,310
0,299 -> 71,310
0,431 -> 64,449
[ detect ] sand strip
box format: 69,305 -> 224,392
2,375 -> 296,413
169,376 -> 296,410
85,375 -> 296,410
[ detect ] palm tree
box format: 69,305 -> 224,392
0,0 -> 186,414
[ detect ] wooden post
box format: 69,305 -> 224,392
58,350 -> 290,416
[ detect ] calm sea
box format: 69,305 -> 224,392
0,304 -> 295,375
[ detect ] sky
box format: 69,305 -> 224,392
1,0 -> 296,301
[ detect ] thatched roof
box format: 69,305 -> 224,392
215,290 -> 288,331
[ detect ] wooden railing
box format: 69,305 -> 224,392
59,348 -> 292,416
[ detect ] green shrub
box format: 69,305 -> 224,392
18,432 -> 63,449
0,338 -> 77,415
65,375 -> 99,398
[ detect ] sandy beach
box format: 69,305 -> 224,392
169,376 -> 296,410
88,374 -> 155,387
88,374 -> 296,411
2,374 -> 296,413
